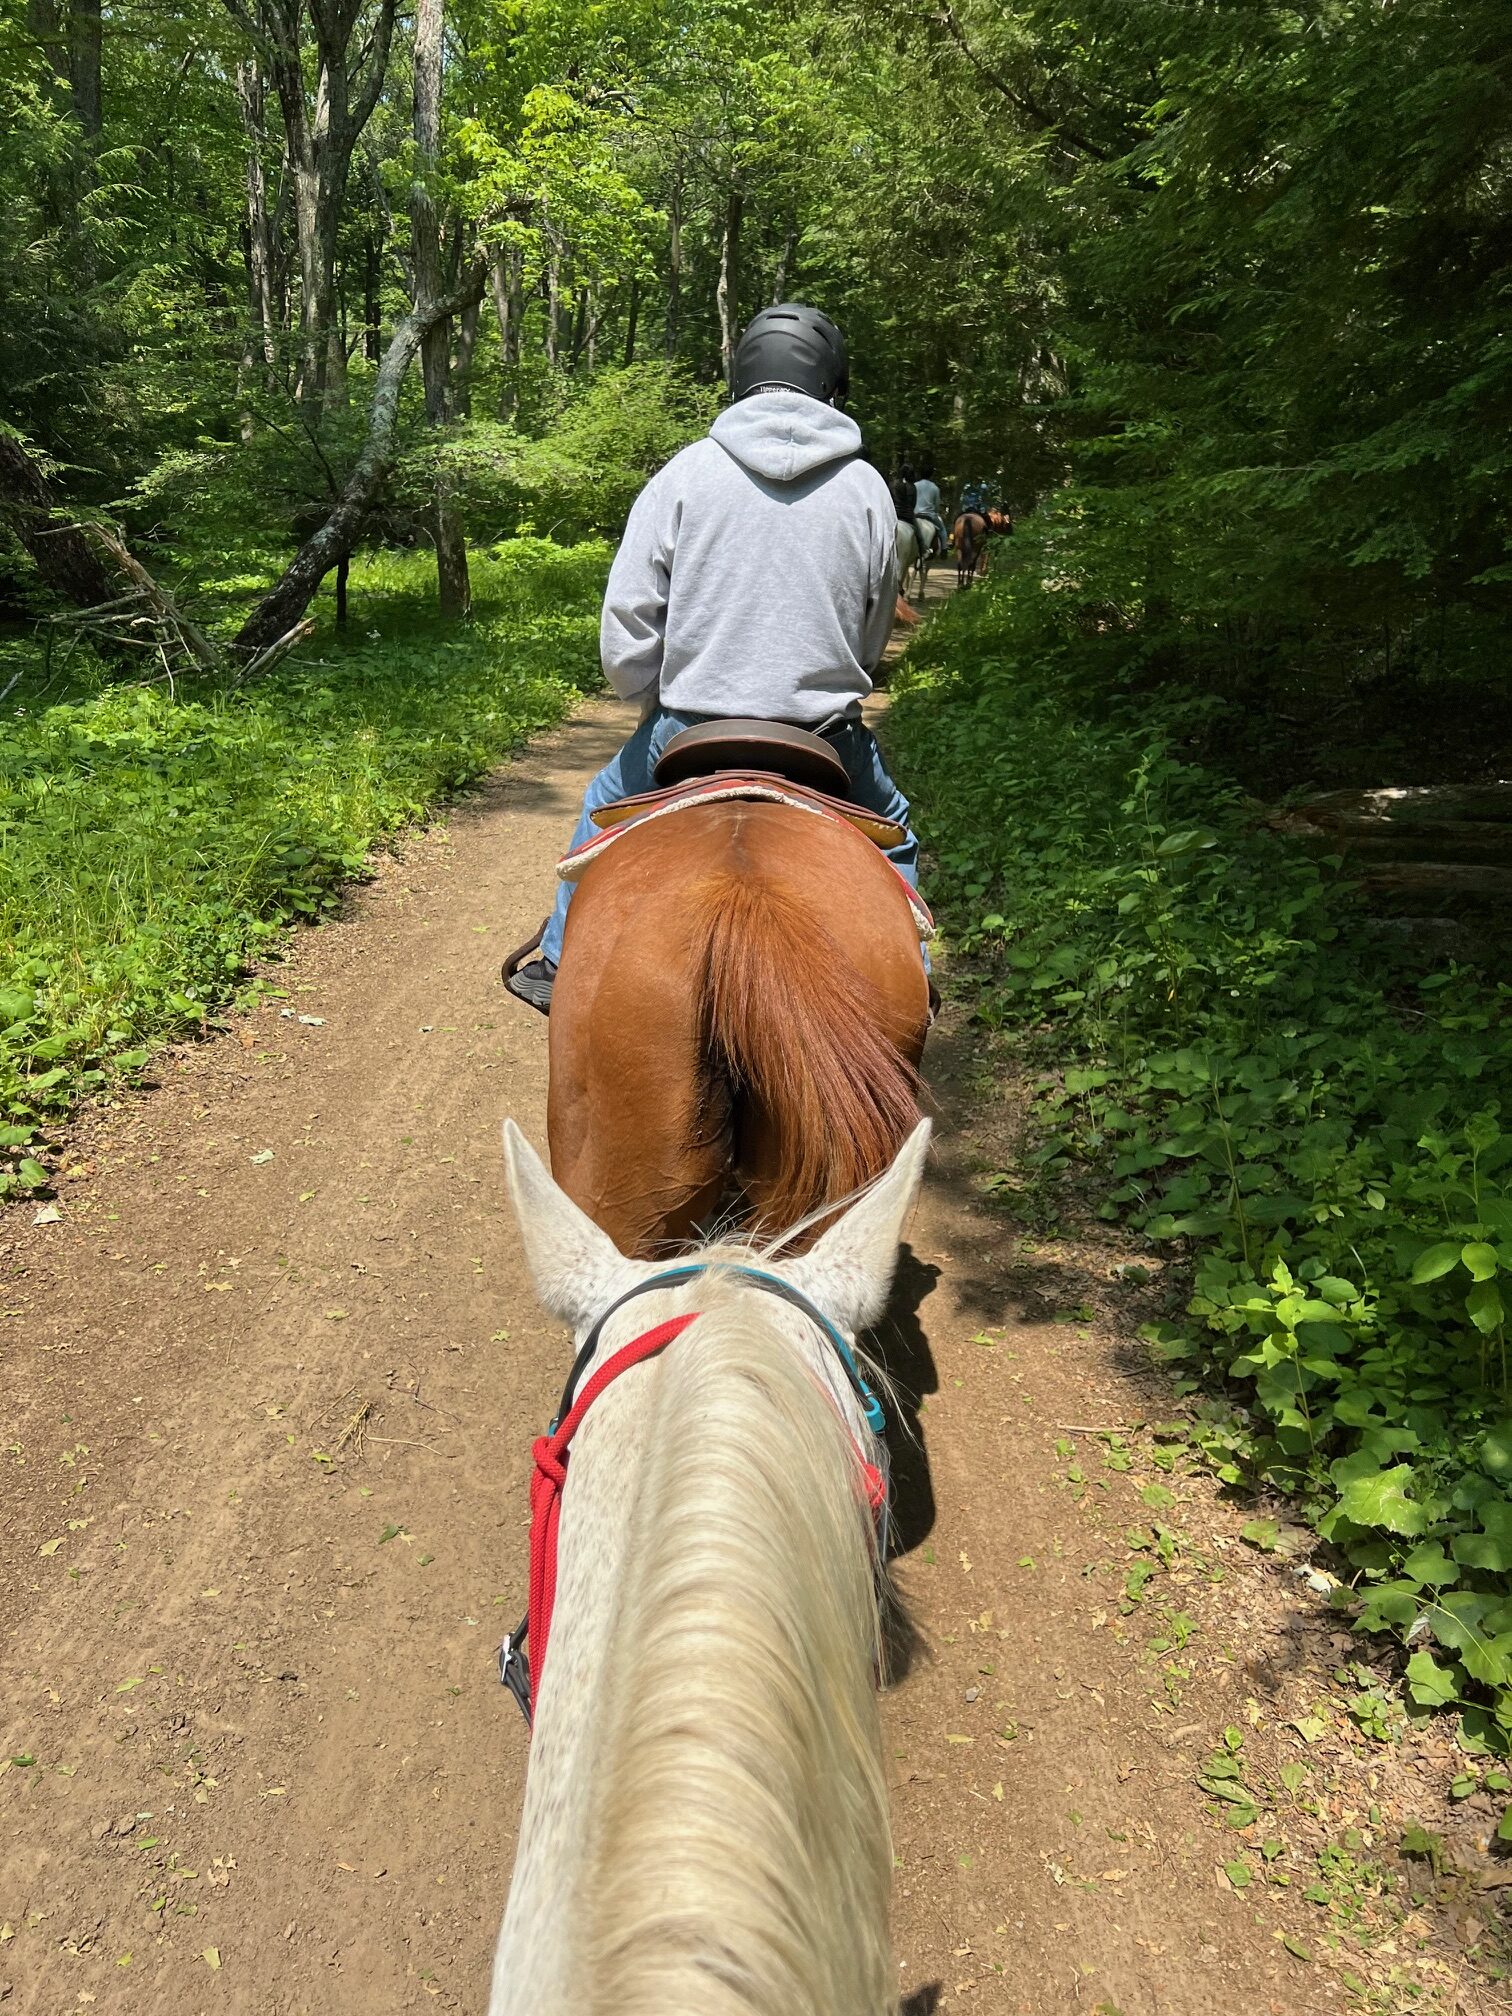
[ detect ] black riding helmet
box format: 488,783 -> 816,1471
731,303 -> 849,406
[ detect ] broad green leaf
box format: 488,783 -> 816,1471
1410,1242 -> 1461,1285
1401,1542 -> 1458,1589
1462,1242 -> 1500,1282
1482,1426 -> 1512,1483
1404,1649 -> 1459,1708
1335,1465 -> 1427,1537
1452,1531 -> 1512,1574
1467,1281 -> 1504,1335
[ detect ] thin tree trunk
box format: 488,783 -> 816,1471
232,265 -> 485,655
623,275 -> 639,366
491,247 -> 521,418
235,60 -> 278,401
363,225 -> 382,362
409,0 -> 468,619
569,286 -> 587,371
452,297 -> 479,418
664,178 -> 683,359
717,183 -> 744,390
772,215 -> 796,303
545,243 -> 561,366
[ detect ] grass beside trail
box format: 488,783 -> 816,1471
0,538 -> 609,1176
889,569 -> 1512,1757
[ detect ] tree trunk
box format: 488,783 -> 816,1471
363,225 -> 382,361
409,0 -> 468,620
232,266 -> 485,656
235,59 -> 278,402
665,178 -> 683,359
545,243 -> 561,366
717,183 -> 743,390
68,0 -> 102,140
0,432 -> 116,608
248,0 -> 396,421
772,214 -> 796,303
569,286 -> 587,370
623,274 -> 639,366
452,297 -> 479,418
491,247 -> 521,417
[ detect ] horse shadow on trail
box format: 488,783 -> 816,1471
869,1242 -> 941,1559
866,1243 -> 941,1689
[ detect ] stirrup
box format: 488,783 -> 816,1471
501,919 -> 546,989
502,921 -> 555,1017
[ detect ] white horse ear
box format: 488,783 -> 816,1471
786,1120 -> 931,1334
502,1120 -> 638,1333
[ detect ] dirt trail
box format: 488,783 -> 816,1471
0,590 -> 1494,2015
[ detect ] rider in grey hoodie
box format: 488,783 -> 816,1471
508,304 -> 919,1013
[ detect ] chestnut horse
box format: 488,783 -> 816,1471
952,507 -> 1012,588
546,799 -> 929,1256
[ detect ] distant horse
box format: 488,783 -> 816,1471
894,517 -> 942,601
546,795 -> 929,1256
894,516 -> 919,596
489,1118 -> 930,2013
952,507 -> 1011,588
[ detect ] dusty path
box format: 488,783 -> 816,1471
1,588 -> 1495,2015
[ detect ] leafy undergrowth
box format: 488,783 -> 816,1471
890,571 -> 1512,1754
0,538 -> 608,1181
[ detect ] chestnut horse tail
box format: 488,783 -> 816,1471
690,870 -> 921,1233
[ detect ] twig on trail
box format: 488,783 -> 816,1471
333,1398 -> 374,1457
365,1434 -> 452,1458
1057,1422 -> 1136,1436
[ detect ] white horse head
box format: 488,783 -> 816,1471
491,1119 -> 930,2015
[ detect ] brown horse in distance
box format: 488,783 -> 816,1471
952,507 -> 1012,588
546,800 -> 929,1257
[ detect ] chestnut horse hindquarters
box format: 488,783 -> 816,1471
546,799 -> 928,1256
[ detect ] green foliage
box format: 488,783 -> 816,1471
890,569 -> 1512,1744
420,361 -> 721,540
0,540 -> 607,1195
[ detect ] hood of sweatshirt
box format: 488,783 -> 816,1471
709,389 -> 863,485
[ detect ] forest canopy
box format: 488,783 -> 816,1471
2,0 -> 1505,674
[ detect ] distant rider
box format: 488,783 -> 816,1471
910,463 -> 949,555
506,303 -> 919,1015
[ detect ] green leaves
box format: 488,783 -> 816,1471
891,508 -> 1512,1746
1333,1465 -> 1427,1538
1405,1651 -> 1459,1709
1,543 -> 608,1138
1411,1242 -> 1461,1285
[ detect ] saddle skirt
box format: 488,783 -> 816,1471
557,772 -> 934,940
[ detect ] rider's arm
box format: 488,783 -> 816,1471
859,499 -> 898,671
600,474 -> 672,699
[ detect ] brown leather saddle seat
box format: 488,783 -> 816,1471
653,718 -> 851,797
585,719 -> 902,851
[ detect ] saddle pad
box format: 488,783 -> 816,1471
590,771 -> 902,847
559,776 -> 933,940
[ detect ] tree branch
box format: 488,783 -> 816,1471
934,5 -> 1111,163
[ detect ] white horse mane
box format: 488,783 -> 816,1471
569,1289 -> 891,2014
491,1120 -> 929,2016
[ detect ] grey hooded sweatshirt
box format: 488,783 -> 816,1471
599,390 -> 898,727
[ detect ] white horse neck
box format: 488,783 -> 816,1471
490,1291 -> 891,2016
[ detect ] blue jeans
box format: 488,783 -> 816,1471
542,706 -> 924,966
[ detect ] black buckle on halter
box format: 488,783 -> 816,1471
498,1612 -> 533,1725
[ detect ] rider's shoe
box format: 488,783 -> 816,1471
505,957 -> 556,1016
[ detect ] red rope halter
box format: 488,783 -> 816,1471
521,1312 -> 888,1721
